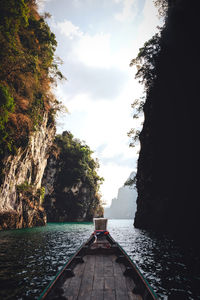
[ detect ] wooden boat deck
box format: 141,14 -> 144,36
41,233 -> 158,300
62,253 -> 142,300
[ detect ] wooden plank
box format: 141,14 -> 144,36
103,255 -> 113,267
62,259 -> 85,299
93,276 -> 104,290
84,255 -> 95,274
104,277 -> 115,290
116,290 -> 129,300
61,252 -> 144,300
91,289 -> 104,300
62,277 -> 72,290
78,255 -> 95,298
104,265 -> 113,277
78,278 -> 93,299
62,256 -> 86,299
113,262 -> 122,276
118,262 -> 126,272
94,266 -> 104,277
103,255 -> 114,280
114,274 -> 127,291
78,291 -> 91,300
94,255 -> 104,277
95,255 -> 104,263
63,276 -> 82,299
74,260 -> 86,277
104,290 -> 116,300
79,274 -> 93,291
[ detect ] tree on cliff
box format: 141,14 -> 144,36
0,0 -> 64,159
43,131 -> 104,222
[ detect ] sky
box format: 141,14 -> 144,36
37,0 -> 161,206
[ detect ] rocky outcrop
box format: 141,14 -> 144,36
134,0 -> 200,247
43,157 -> 103,222
42,132 -> 103,222
0,114 -> 55,230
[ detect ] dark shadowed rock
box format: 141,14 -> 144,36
134,0 -> 200,249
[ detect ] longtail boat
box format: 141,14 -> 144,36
39,219 -> 158,300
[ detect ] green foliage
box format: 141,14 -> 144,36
55,131 -> 104,190
0,0 -> 29,42
44,131 -> 104,221
17,181 -> 32,192
17,182 -> 45,205
128,28 -> 163,150
0,84 -> 15,155
124,174 -> 137,189
38,186 -> 45,204
130,33 -> 161,91
29,93 -> 45,130
131,98 -> 145,119
127,128 -> 141,148
127,97 -> 145,148
0,0 -> 65,158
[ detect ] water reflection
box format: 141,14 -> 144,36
0,220 -> 199,299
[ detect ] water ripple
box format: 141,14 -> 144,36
0,220 -> 199,299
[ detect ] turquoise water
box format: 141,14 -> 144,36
0,220 -> 199,299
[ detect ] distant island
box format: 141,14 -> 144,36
104,172 -> 137,219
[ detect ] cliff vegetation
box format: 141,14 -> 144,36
43,131 -> 104,222
0,0 -> 63,162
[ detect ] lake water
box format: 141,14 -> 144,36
0,220 -> 199,299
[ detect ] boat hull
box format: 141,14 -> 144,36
39,232 -> 158,300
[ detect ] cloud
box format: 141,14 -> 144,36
59,63 -> 127,100
56,20 -> 82,39
53,17 -> 139,72
100,154 -> 137,168
53,18 -> 114,69
75,33 -> 112,69
115,0 -> 138,22
136,0 -> 161,47
55,21 -> 113,69
36,0 -> 54,12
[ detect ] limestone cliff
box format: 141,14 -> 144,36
42,131 -> 104,222
0,0 -> 62,229
42,131 -> 103,222
0,114 -> 55,229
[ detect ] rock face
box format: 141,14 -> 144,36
43,155 -> 103,222
42,132 -> 103,222
134,0 -> 200,246
104,174 -> 137,219
0,114 -> 55,230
